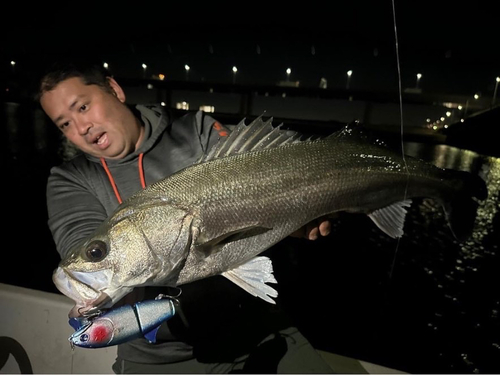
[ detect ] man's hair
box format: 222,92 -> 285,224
35,60 -> 113,101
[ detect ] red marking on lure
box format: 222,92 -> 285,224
91,325 -> 111,342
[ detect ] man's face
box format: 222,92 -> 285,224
40,77 -> 144,159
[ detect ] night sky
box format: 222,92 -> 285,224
2,0 -> 499,95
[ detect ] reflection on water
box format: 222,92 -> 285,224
404,141 -> 487,174
377,143 -> 499,373
451,156 -> 499,374
2,102 -> 499,374
424,147 -> 499,374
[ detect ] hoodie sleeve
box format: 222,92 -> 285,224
46,162 -> 109,259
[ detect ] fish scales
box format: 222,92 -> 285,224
144,135 -> 454,228
136,136 -> 463,284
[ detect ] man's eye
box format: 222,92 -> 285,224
80,104 -> 88,112
60,121 -> 70,129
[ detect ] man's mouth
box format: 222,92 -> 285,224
97,134 -> 105,144
94,133 -> 109,149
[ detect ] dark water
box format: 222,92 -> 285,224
1,102 -> 499,373
275,142 -> 500,374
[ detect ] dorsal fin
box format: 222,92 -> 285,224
201,115 -> 303,163
332,121 -> 391,148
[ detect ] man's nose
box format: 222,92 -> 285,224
75,119 -> 92,135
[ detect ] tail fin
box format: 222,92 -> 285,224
444,171 -> 487,242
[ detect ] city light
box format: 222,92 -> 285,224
286,68 -> 291,81
185,64 -> 190,81
232,66 -> 238,84
493,76 -> 500,106
416,73 -> 422,89
103,62 -> 109,69
346,70 -> 353,90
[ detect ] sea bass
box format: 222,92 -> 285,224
53,117 -> 487,316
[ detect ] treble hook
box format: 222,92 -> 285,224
155,287 -> 183,305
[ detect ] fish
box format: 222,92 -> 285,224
68,296 -> 176,348
52,117 -> 488,317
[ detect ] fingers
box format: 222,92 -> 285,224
289,217 -> 333,240
306,218 -> 331,240
319,219 -> 331,237
306,222 -> 320,240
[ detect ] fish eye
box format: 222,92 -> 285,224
85,240 -> 108,262
80,333 -> 89,342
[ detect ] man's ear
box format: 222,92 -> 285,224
107,77 -> 126,103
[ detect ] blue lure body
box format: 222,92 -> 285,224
68,297 -> 176,348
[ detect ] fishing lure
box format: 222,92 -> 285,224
68,295 -> 176,348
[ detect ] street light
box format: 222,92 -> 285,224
346,70 -> 352,90
142,63 -> 147,79
492,76 -> 500,106
185,64 -> 190,81
416,73 -> 422,89
464,93 -> 480,118
232,66 -> 238,84
286,68 -> 291,81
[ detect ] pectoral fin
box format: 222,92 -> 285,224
195,225 -> 271,257
368,200 -> 412,238
222,256 -> 278,304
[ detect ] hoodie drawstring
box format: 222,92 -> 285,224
100,153 -> 146,205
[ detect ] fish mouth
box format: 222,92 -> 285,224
53,267 -> 115,317
68,293 -> 112,318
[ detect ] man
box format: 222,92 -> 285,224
37,60 -> 333,373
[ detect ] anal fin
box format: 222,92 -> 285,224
222,256 -> 278,304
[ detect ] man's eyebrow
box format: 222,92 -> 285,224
54,96 -> 83,124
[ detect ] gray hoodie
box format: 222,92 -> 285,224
46,105 -> 227,363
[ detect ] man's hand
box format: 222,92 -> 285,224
290,216 -> 333,240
